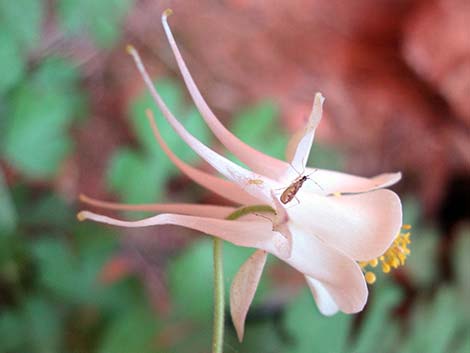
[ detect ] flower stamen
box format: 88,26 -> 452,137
360,224 -> 412,284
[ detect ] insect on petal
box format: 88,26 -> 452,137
302,169 -> 402,196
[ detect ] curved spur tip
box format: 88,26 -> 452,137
76,211 -> 87,222
125,44 -> 136,55
315,92 -> 325,103
162,8 -> 173,20
145,108 -> 155,121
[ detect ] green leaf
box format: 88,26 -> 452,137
97,304 -> 159,353
405,226 -> 439,288
0,310 -> 23,352
402,196 -> 422,227
452,225 -> 470,317
349,283 -> 403,353
2,58 -> 84,178
107,148 -> 164,204
224,320 -> 287,353
31,57 -> 81,93
283,288 -> 352,353
0,31 -> 25,94
32,233 -> 115,305
24,194 -> 74,228
32,238 -> 78,300
58,0 -> 132,48
231,100 -> 287,161
0,171 -> 16,234
21,296 -> 62,353
0,0 -> 43,50
168,239 -> 271,321
401,287 -> 462,353
1,297 -> 63,353
308,143 -> 345,171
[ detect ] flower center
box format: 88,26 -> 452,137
359,224 -> 412,284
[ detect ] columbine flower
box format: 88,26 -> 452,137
78,9 -> 404,341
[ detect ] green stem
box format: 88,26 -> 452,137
211,204 -> 276,353
212,237 -> 224,353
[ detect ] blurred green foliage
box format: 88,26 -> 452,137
58,0 -> 133,48
0,0 -> 43,53
1,1 -> 469,352
3,58 -> 86,178
230,101 -> 287,161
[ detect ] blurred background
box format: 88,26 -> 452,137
1,0 -> 469,352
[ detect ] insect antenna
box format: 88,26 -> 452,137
304,169 -> 324,190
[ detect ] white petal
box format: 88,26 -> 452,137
303,168 -> 402,195
77,211 -> 288,255
284,93 -> 324,180
305,276 -> 339,316
79,194 -> 237,219
161,11 -> 289,180
285,224 -> 368,313
270,190 -> 292,257
290,189 -> 402,261
146,113 -> 259,205
127,46 -> 276,204
230,250 -> 267,342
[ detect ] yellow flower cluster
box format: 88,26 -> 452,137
360,224 -> 412,284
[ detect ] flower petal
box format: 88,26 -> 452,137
127,45 -> 276,204
284,93 -> 324,180
79,194 -> 237,219
270,190 -> 293,257
77,211 -> 287,254
146,113 -> 259,205
291,189 -> 402,261
161,11 -> 289,180
303,168 -> 402,195
230,250 -> 267,342
305,276 -> 339,316
285,224 -> 368,313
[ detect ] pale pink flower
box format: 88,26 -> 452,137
78,10 -> 402,341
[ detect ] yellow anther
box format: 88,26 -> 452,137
357,224 -> 412,284
365,272 -> 376,284
333,192 -> 342,197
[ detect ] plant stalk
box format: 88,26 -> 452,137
211,204 -> 276,353
211,237 -> 225,353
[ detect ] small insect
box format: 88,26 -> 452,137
279,169 -> 322,204
280,175 -> 309,204
247,178 -> 264,186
